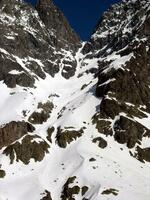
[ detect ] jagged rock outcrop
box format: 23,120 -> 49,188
56,127 -> 84,148
82,0 -> 150,156
41,190 -> 52,200
114,116 -> 150,148
28,101 -> 54,124
0,169 -> 5,178
0,121 -> 35,149
92,136 -> 107,148
135,146 -> 150,162
60,176 -> 89,200
0,0 -> 80,88
36,0 -> 80,51
3,134 -> 49,164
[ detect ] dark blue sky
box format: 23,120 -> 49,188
25,0 -> 121,40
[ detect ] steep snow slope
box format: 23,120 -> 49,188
0,0 -> 150,200
0,45 -> 149,200
0,47 -> 100,200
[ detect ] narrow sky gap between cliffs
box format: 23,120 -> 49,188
24,0 -> 121,40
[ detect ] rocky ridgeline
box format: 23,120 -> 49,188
36,0 -> 80,50
0,0 -> 80,89
83,0 -> 150,161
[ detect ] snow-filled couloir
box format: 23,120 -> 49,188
0,0 -> 150,200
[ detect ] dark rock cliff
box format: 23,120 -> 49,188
84,0 -> 150,159
0,0 -> 81,88
36,0 -> 80,51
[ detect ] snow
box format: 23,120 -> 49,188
103,53 -> 134,73
8,70 -> 23,75
0,0 -> 150,199
0,50 -> 102,199
0,46 -> 150,200
0,48 -> 10,55
0,83 -> 31,125
134,113 -> 150,129
4,35 -> 15,40
98,78 -> 116,87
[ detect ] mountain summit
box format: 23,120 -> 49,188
0,0 -> 150,200
36,0 -> 80,49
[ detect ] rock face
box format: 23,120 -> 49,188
114,116 -> 150,148
135,146 -> 150,163
0,169 -> 6,178
41,190 -> 52,200
92,136 -> 107,148
56,127 -> 84,148
0,0 -> 80,88
3,134 -> 49,164
36,0 -> 80,50
0,0 -> 150,200
84,0 -> 150,154
0,121 -> 35,149
28,101 -> 54,124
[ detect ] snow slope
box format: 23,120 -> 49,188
0,0 -> 150,200
0,45 -> 150,200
